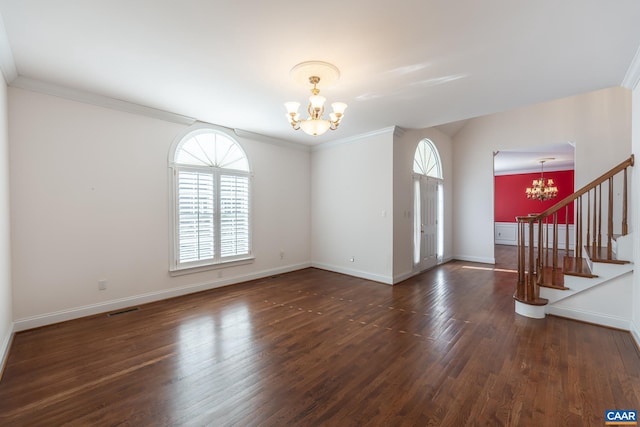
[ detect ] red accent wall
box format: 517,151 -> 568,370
494,170 -> 574,224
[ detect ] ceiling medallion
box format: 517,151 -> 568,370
284,61 -> 347,136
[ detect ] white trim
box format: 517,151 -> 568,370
393,126 -> 406,137
393,270 -> 415,284
13,263 -> 311,332
168,125 -> 253,272
622,43 -> 640,90
495,222 -> 575,250
393,257 -> 454,284
311,126 -> 396,152
167,122 -> 243,165
11,76 -> 197,125
545,305 -> 631,330
234,129 -> 310,152
0,13 -> 17,83
441,255 -> 455,264
494,164 -> 574,176
453,255 -> 496,264
310,262 -> 393,285
631,319 -> 640,352
9,78 -> 306,152
0,322 -> 14,380
169,257 -> 255,276
515,301 -> 546,319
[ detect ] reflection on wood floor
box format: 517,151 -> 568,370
1,247 -> 638,426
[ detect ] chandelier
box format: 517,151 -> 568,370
526,159 -> 558,201
284,61 -> 347,136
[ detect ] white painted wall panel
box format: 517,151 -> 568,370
495,223 -> 517,245
495,222 -> 575,250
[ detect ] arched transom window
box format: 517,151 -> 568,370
169,128 -> 252,271
413,139 -> 442,178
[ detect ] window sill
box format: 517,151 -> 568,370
169,256 -> 255,277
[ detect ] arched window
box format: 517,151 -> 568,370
169,127 -> 252,272
413,139 -> 442,178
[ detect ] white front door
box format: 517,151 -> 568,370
414,175 -> 439,272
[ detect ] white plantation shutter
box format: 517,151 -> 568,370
177,170 -> 215,263
170,129 -> 252,271
220,174 -> 250,257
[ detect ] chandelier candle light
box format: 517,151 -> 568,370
526,159 -> 559,201
285,61 -> 347,136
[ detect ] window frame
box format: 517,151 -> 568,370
413,138 -> 443,179
168,125 -> 253,274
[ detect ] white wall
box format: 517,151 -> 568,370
392,127 -> 454,282
0,79 -> 12,371
453,87 -> 632,263
632,82 -> 640,346
311,129 -> 394,283
9,87 -> 311,328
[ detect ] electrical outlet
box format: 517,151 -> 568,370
280,250 -> 284,260
98,280 -> 107,291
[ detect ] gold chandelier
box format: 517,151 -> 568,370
526,159 -> 558,201
284,61 -> 347,136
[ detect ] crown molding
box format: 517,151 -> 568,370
10,76 -> 308,151
233,129 -> 310,152
10,76 -> 196,125
0,13 -> 17,84
393,126 -> 406,137
7,73 -> 399,155
622,43 -> 640,90
494,165 -> 574,176
312,126 -> 396,152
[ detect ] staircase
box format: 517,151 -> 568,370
514,155 -> 635,325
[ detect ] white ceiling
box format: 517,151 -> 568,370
494,142 -> 575,175
0,1 -> 639,146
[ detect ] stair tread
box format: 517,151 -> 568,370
562,256 -> 597,278
535,266 -> 567,289
585,246 -> 630,264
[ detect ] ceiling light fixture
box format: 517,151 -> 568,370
526,159 -> 558,201
284,61 -> 347,136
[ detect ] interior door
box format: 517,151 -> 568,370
414,175 -> 439,271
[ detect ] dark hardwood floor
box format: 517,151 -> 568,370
1,246 -> 639,426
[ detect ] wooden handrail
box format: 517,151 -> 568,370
515,154 -> 634,308
517,155 -> 634,224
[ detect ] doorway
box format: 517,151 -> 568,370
413,139 -> 443,272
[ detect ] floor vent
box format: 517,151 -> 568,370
107,307 -> 140,317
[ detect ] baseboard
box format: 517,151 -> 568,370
310,262 -> 393,285
0,322 -> 15,381
392,258 -> 454,284
14,262 -> 311,332
453,255 -> 495,264
442,256 -> 455,264
545,305 -> 631,330
631,319 -> 640,352
392,270 -> 415,284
